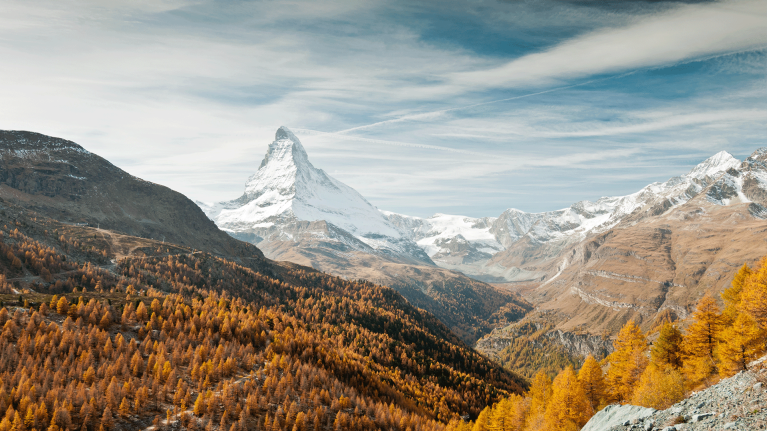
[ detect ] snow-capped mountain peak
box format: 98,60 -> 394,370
687,150 -> 739,180
197,127 -> 435,263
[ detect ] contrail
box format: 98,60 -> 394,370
333,72 -> 637,135
290,128 -> 494,158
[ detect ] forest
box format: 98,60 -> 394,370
0,203 -> 766,431
0,204 -> 524,431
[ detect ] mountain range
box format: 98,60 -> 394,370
198,127 -> 767,342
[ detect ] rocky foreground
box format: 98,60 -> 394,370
583,358 -> 767,431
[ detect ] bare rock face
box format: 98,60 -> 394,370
0,130 -> 264,261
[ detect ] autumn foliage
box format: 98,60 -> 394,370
0,210 -> 525,431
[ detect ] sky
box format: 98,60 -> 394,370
0,0 -> 766,218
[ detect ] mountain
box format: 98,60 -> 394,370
0,130 -> 264,262
385,151 -> 747,283
198,127 -> 530,344
197,127 -> 432,265
473,148 -> 767,375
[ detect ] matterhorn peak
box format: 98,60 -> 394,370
202,126 -> 403,241
258,126 -> 310,171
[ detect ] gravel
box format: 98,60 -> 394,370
582,358 -> 767,430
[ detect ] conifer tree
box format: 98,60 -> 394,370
545,366 -> 593,431
682,296 -> 724,386
56,297 -> 69,315
717,312 -> 765,376
119,398 -> 131,418
194,393 -> 206,417
605,320 -> 648,403
630,365 -> 685,409
526,370 -> 552,430
740,262 -> 767,328
471,407 -> 490,431
650,323 -> 683,369
722,263 -> 752,322
577,355 -> 606,412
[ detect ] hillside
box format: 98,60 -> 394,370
0,130 -> 265,262
0,197 -> 525,431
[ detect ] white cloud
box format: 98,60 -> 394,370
449,0 -> 767,90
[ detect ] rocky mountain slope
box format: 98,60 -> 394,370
0,130 -> 264,262
473,148 -> 767,375
582,356 -> 767,431
198,127 -> 530,343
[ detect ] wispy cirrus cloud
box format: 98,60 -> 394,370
446,0 -> 767,91
0,0 -> 764,217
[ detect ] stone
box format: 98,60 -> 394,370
581,404 -> 656,431
692,412 -> 714,422
723,422 -> 737,429
754,382 -> 763,391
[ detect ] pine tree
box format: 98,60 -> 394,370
605,320 -> 648,403
717,312 -> 765,376
577,355 -> 606,412
194,393 -> 206,417
740,261 -> 767,328
630,365 -> 685,409
650,323 -> 683,369
722,263 -> 752,322
526,370 -> 552,430
545,366 -> 593,431
471,407 -> 490,431
682,296 -> 724,386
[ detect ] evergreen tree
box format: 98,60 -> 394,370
650,323 -> 683,369
544,366 -> 592,431
605,320 -> 648,403
577,355 -> 606,412
682,296 -> 724,387
717,312 -> 765,376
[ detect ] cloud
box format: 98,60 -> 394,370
448,0 -> 767,90
0,0 -> 764,217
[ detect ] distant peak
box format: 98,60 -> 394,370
687,150 -> 739,179
746,147 -> 767,163
257,127 -> 309,170
275,126 -> 299,143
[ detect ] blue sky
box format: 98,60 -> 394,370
1,0 -> 765,217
